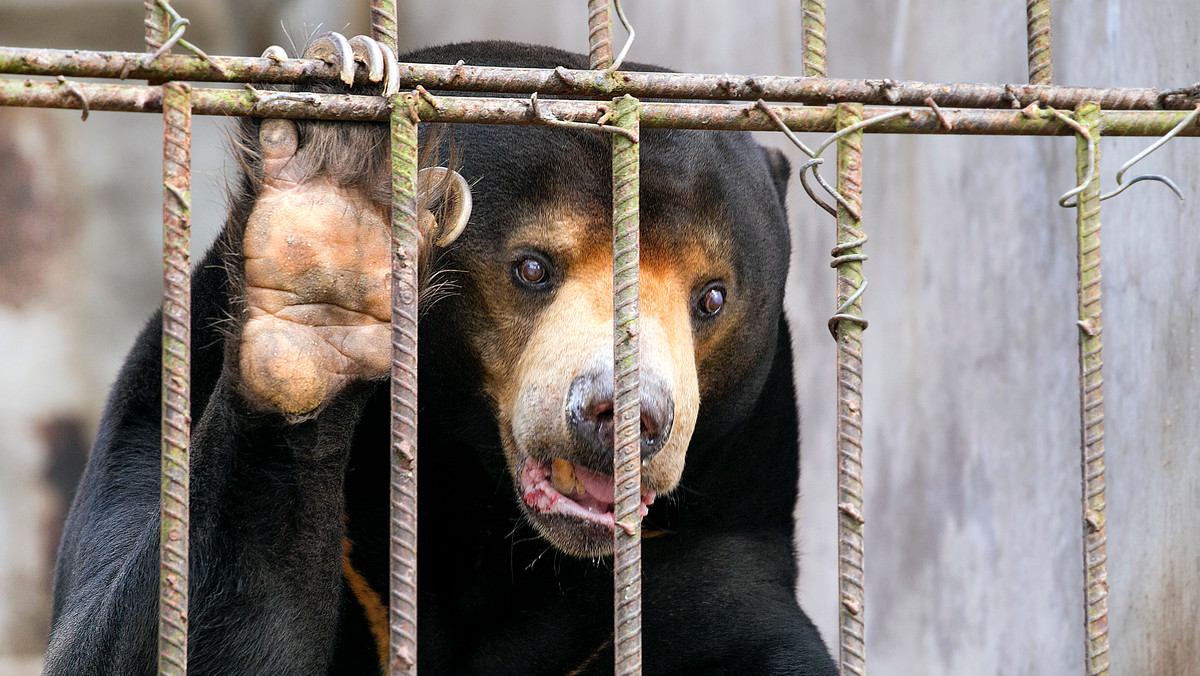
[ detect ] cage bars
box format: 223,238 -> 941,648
370,0 -> 398,53
12,1 -> 1200,674
1026,0 -> 1054,85
611,94 -> 643,675
144,0 -> 169,53
389,96 -> 421,676
801,0 -> 827,78
7,46 -> 1200,111
832,103 -> 867,676
9,77 -> 1200,138
589,0 -> 614,70
1073,102 -> 1110,676
158,79 -> 191,676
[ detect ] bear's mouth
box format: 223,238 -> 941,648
519,456 -> 656,531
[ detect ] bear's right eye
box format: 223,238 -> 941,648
512,254 -> 553,289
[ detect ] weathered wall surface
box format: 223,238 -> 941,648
811,2 -> 1200,674
1,2 -> 1197,674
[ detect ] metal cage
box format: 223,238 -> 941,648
5,0 -> 1199,673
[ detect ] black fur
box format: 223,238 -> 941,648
45,41 -> 835,675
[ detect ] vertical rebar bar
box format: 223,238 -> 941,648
611,93 -> 642,676
801,0 -> 828,78
588,0 -> 614,70
1073,101 -> 1109,676
158,80 -> 191,676
833,102 -> 867,676
1026,0 -> 1054,85
389,95 -> 420,676
144,0 -> 169,52
371,0 -> 398,54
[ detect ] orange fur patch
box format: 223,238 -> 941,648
565,635 -> 614,676
342,536 -> 389,670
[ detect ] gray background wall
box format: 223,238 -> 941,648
1,1 -> 1196,674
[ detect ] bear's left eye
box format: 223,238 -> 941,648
696,282 -> 726,318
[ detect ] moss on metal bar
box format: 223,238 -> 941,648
144,0 -> 170,53
371,0 -> 398,53
802,0 -> 828,78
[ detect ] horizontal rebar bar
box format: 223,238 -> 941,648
0,77 -> 1195,137
3,78 -> 1198,138
3,45 -> 1200,111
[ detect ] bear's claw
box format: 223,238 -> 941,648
304,32 -> 355,85
261,32 -> 400,97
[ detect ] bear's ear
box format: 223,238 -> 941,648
417,167 -> 473,247
759,145 -> 791,208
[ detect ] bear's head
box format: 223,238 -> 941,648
422,118 -> 793,557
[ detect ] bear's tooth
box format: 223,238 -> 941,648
550,458 -> 576,495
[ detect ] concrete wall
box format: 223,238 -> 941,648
1,1 -> 1197,674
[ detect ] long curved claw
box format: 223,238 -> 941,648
377,42 -> 401,98
435,170 -> 472,247
304,32 -> 355,85
419,167 -> 473,247
348,35 -> 385,83
261,45 -> 289,62
267,32 -> 399,96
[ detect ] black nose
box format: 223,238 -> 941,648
567,368 -> 674,467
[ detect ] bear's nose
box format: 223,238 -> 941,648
567,368 -> 674,469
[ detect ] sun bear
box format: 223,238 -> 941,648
44,39 -> 836,675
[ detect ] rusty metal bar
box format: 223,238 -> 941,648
801,0 -> 827,78
611,94 -> 642,676
832,102 -> 867,676
588,0 -> 614,70
370,0 -> 398,53
389,93 -> 420,676
6,46 -> 1200,110
158,80 -> 191,676
6,78 -> 1200,138
144,0 -> 169,52
1073,102 -> 1110,676
1026,0 -> 1054,85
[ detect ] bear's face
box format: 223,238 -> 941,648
434,124 -> 790,557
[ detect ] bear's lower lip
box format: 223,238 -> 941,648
519,456 -> 655,530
